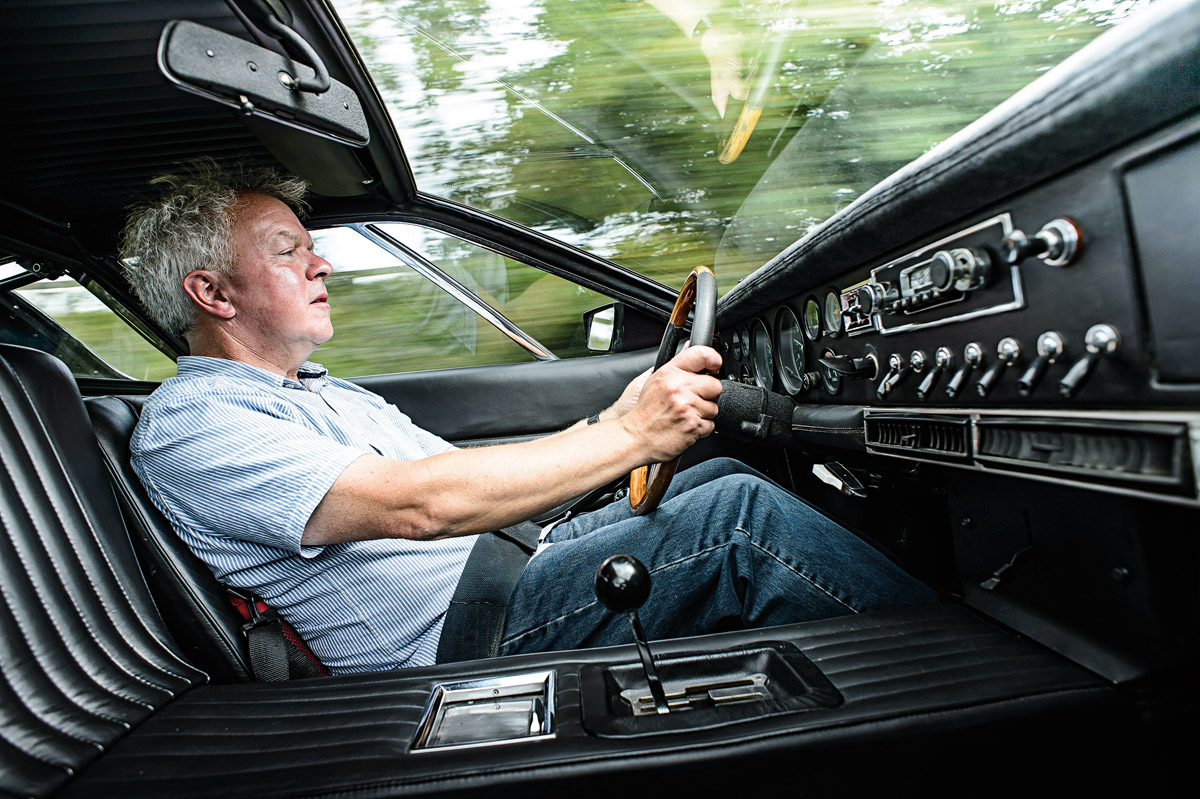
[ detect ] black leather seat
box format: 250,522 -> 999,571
0,345 -> 207,797
84,395 -> 257,683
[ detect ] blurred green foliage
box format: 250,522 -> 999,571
338,0 -> 1143,296
21,0 -> 1146,382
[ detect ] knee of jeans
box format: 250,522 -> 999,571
708,473 -> 770,510
703,457 -> 758,478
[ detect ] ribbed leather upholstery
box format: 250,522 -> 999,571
0,345 -> 205,799
57,605 -> 1122,799
84,396 -> 254,683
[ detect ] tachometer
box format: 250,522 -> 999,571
775,306 -> 807,395
749,318 -> 774,390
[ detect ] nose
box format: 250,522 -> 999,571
307,252 -> 332,280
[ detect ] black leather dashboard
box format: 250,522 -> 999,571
713,0 -> 1200,513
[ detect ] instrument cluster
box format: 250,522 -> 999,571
724,288 -> 850,398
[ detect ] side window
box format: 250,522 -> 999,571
5,269 -> 176,381
310,225 -> 607,376
375,223 -> 606,359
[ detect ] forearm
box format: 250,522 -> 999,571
304,348 -> 721,546
305,418 -> 645,544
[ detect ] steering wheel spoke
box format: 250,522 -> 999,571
629,265 -> 717,516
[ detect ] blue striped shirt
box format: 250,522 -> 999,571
130,356 -> 477,673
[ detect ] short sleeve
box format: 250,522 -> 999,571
132,387 -> 368,557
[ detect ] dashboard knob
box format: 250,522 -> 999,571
1001,219 -> 1082,267
928,251 -> 955,291
999,229 -> 1049,264
948,248 -> 991,291
946,342 -> 984,399
917,347 -> 954,400
876,352 -> 912,400
856,282 -> 896,315
1017,331 -> 1066,396
818,353 -> 877,380
976,337 -> 1021,397
856,285 -> 879,315
1059,324 -> 1119,398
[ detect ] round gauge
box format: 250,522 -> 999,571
775,307 -> 808,395
803,297 -> 822,342
749,318 -> 774,390
818,346 -> 842,395
823,290 -> 844,338
730,328 -> 743,360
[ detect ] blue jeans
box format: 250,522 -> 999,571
499,458 -> 938,655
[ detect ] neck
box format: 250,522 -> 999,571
186,326 -> 310,381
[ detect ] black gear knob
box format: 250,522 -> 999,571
595,554 -> 651,613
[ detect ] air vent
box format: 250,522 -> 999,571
976,418 -> 1192,494
866,414 -> 971,461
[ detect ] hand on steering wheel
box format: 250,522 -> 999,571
629,265 -> 718,516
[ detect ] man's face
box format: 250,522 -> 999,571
225,192 -> 334,363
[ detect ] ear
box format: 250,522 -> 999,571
182,270 -> 236,320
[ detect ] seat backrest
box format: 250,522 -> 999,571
85,395 -> 255,683
0,344 -> 206,799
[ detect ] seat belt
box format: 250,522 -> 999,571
228,588 -> 328,680
436,520 -> 541,664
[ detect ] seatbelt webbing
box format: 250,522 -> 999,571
436,521 -> 540,664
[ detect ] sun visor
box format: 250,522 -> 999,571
158,20 -> 370,148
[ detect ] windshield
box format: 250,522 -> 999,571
333,0 -> 1146,295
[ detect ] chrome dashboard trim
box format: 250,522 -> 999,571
875,263 -> 1025,336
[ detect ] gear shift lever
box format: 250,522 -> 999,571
595,554 -> 670,714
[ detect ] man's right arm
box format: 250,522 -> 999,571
302,345 -> 722,545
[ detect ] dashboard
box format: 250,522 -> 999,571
717,113 -> 1200,511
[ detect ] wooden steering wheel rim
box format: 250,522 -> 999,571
629,265 -> 718,516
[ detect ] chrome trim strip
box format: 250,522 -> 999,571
877,264 -> 1025,335
872,214 -> 1014,276
844,214 -> 1022,336
350,223 -> 556,360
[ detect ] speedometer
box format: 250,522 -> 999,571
749,318 -> 774,390
775,307 -> 807,395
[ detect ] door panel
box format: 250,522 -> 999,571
353,349 -> 656,445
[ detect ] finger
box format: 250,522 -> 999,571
670,344 -> 723,375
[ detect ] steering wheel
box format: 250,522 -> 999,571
628,265 -> 718,516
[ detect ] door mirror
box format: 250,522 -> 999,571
584,304 -> 618,352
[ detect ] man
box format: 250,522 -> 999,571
122,160 -> 935,674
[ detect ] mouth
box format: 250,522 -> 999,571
311,293 -> 329,306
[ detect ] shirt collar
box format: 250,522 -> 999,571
176,356 -> 329,393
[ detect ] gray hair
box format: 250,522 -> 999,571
120,158 -> 309,338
